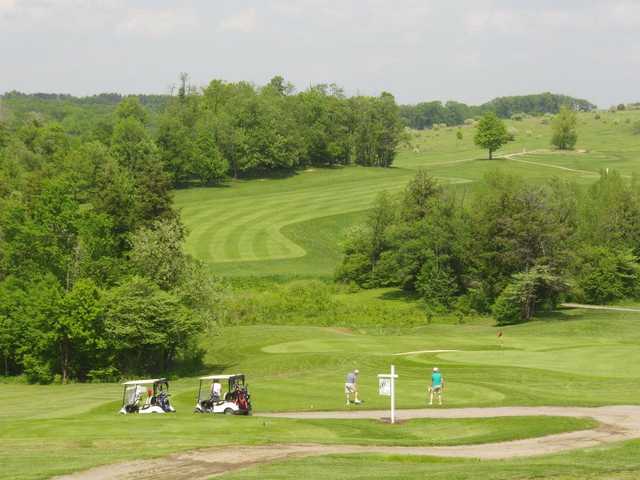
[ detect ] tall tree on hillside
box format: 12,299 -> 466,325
474,112 -> 508,159
111,107 -> 173,223
51,279 -> 103,383
551,106 -> 578,150
115,96 -> 148,124
352,93 -> 403,167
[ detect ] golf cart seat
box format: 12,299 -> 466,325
119,379 -> 175,414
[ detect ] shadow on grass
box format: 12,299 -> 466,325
377,289 -> 423,303
533,308 -> 586,322
171,362 -> 237,379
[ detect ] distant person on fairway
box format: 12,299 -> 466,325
345,369 -> 360,405
429,367 -> 444,405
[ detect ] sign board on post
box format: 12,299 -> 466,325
377,365 -> 398,423
378,377 -> 391,396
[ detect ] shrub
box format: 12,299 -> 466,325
465,286 -> 492,314
492,284 -> 522,325
416,258 -> 457,310
492,266 -> 566,325
511,112 -> 526,121
572,247 -> 640,304
22,355 -> 53,384
551,106 -> 578,150
594,113 -> 601,120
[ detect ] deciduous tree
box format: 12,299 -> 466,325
474,112 -> 508,159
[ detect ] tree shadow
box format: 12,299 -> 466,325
377,289 -> 422,303
533,308 -> 586,322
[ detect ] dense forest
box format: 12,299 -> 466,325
399,92 -> 596,130
0,96 -> 223,383
0,77 -> 408,383
337,170 -> 640,325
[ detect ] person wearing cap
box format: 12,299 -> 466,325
429,367 -> 444,405
345,369 -> 360,405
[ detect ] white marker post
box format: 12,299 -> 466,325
378,365 -> 398,423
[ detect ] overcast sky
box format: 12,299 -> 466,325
1,0 -> 638,107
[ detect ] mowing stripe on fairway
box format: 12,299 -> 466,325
393,349 -> 460,356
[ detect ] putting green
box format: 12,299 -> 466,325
432,345 -> 640,379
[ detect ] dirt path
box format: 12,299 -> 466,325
499,149 -> 600,176
53,405 -> 640,480
561,302 -> 640,313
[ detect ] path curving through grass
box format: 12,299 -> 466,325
54,406 -> 640,480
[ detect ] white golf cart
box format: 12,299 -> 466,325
194,374 -> 252,415
119,378 -> 176,414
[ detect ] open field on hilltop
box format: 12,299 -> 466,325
3,308 -> 640,479
175,110 -> 640,277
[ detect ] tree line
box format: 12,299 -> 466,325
399,92 -> 595,130
337,168 -> 640,325
2,76 -> 406,186
0,97 -> 221,383
156,76 -> 404,184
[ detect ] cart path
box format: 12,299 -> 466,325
561,302 -> 640,313
52,406 -> 640,480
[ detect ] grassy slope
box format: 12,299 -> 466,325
5,114 -> 640,479
3,310 -> 640,479
175,110 -> 640,277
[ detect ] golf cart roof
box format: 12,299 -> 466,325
199,374 -> 244,381
122,378 -> 167,386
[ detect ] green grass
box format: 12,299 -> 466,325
7,113 -> 640,479
222,441 -> 640,480
202,309 -> 640,411
3,309 -> 640,479
175,110 -> 640,277
0,408 -> 593,480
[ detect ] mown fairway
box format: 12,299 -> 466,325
176,110 -> 640,276
5,111 -> 640,480
3,308 -> 640,479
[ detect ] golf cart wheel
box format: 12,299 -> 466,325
224,408 -> 234,415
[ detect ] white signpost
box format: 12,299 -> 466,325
377,365 -> 398,424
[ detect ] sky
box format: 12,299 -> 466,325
0,0 -> 639,107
